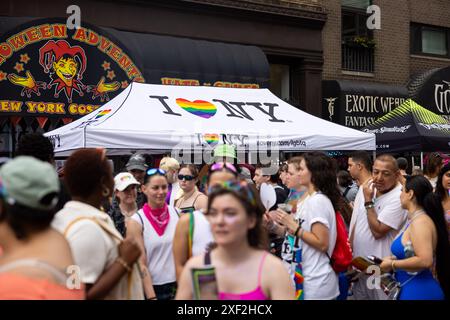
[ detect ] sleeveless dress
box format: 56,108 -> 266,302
391,228 -> 444,300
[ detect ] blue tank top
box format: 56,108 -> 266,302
390,226 -> 444,300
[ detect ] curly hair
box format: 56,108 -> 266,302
207,183 -> 268,249
64,148 -> 112,199
16,133 -> 54,163
303,152 -> 352,225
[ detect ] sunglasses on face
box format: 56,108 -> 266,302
210,162 -> 237,174
146,168 -> 166,176
178,174 -> 195,181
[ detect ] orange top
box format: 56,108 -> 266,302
0,274 -> 85,300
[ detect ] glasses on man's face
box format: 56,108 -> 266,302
178,174 -> 195,181
146,168 -> 166,176
210,162 -> 237,174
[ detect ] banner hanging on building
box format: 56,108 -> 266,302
0,18 -> 145,118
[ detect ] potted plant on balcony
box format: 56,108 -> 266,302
345,35 -> 376,49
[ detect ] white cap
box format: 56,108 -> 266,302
114,172 -> 140,191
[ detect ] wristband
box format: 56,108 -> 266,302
299,228 -> 305,240
116,257 -> 132,273
391,260 -> 396,273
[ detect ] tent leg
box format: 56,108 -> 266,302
411,155 -> 414,172
420,152 -> 424,171
372,151 -> 376,162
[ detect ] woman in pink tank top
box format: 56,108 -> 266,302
176,180 -> 295,300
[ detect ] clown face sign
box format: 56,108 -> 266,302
0,18 -> 144,119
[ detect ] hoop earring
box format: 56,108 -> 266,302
102,187 -> 110,198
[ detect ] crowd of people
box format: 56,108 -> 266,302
0,133 -> 449,300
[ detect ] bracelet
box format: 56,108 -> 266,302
116,257 -> 132,273
299,228 -> 305,240
391,260 -> 396,272
147,296 -> 157,300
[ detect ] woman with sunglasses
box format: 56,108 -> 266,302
175,165 -> 207,215
127,168 -> 179,300
176,180 -> 294,300
173,162 -> 238,282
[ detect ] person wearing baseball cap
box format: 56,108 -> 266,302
125,153 -> 149,209
213,144 -> 237,164
126,153 -> 148,185
107,172 -> 140,237
0,156 -> 84,299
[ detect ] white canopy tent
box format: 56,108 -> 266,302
45,82 -> 375,157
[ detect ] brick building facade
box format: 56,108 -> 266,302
322,0 -> 450,128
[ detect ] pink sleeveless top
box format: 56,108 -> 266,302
218,252 -> 269,300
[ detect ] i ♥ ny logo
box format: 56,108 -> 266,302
203,133 -> 219,146
176,98 -> 217,119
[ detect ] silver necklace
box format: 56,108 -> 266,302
409,209 -> 425,222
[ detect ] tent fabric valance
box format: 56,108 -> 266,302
362,99 -> 450,152
45,83 -> 375,156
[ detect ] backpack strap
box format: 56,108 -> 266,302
188,211 -> 195,258
63,216 -> 121,242
136,211 -> 145,234
204,249 -> 211,266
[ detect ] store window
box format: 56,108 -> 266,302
270,64 -> 290,101
341,0 -> 374,73
411,24 -> 449,58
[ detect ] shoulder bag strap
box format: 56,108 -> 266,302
188,211 -> 195,258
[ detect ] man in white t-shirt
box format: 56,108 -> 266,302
350,154 -> 407,300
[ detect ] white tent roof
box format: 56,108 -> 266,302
45,82 -> 375,156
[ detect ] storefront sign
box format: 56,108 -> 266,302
411,66 -> 450,121
0,18 -> 145,118
322,80 -> 408,129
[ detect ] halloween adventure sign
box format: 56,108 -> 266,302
0,18 -> 145,125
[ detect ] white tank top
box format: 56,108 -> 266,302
191,210 -> 214,257
132,206 -> 179,285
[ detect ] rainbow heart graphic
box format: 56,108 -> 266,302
176,98 -> 217,119
203,133 -> 219,146
95,109 -> 111,119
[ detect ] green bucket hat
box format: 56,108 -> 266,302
0,156 -> 60,210
213,144 -> 237,160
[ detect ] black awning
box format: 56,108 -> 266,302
322,80 -> 408,129
101,27 -> 269,88
408,66 -> 450,118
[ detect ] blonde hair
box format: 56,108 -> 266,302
159,157 -> 180,171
